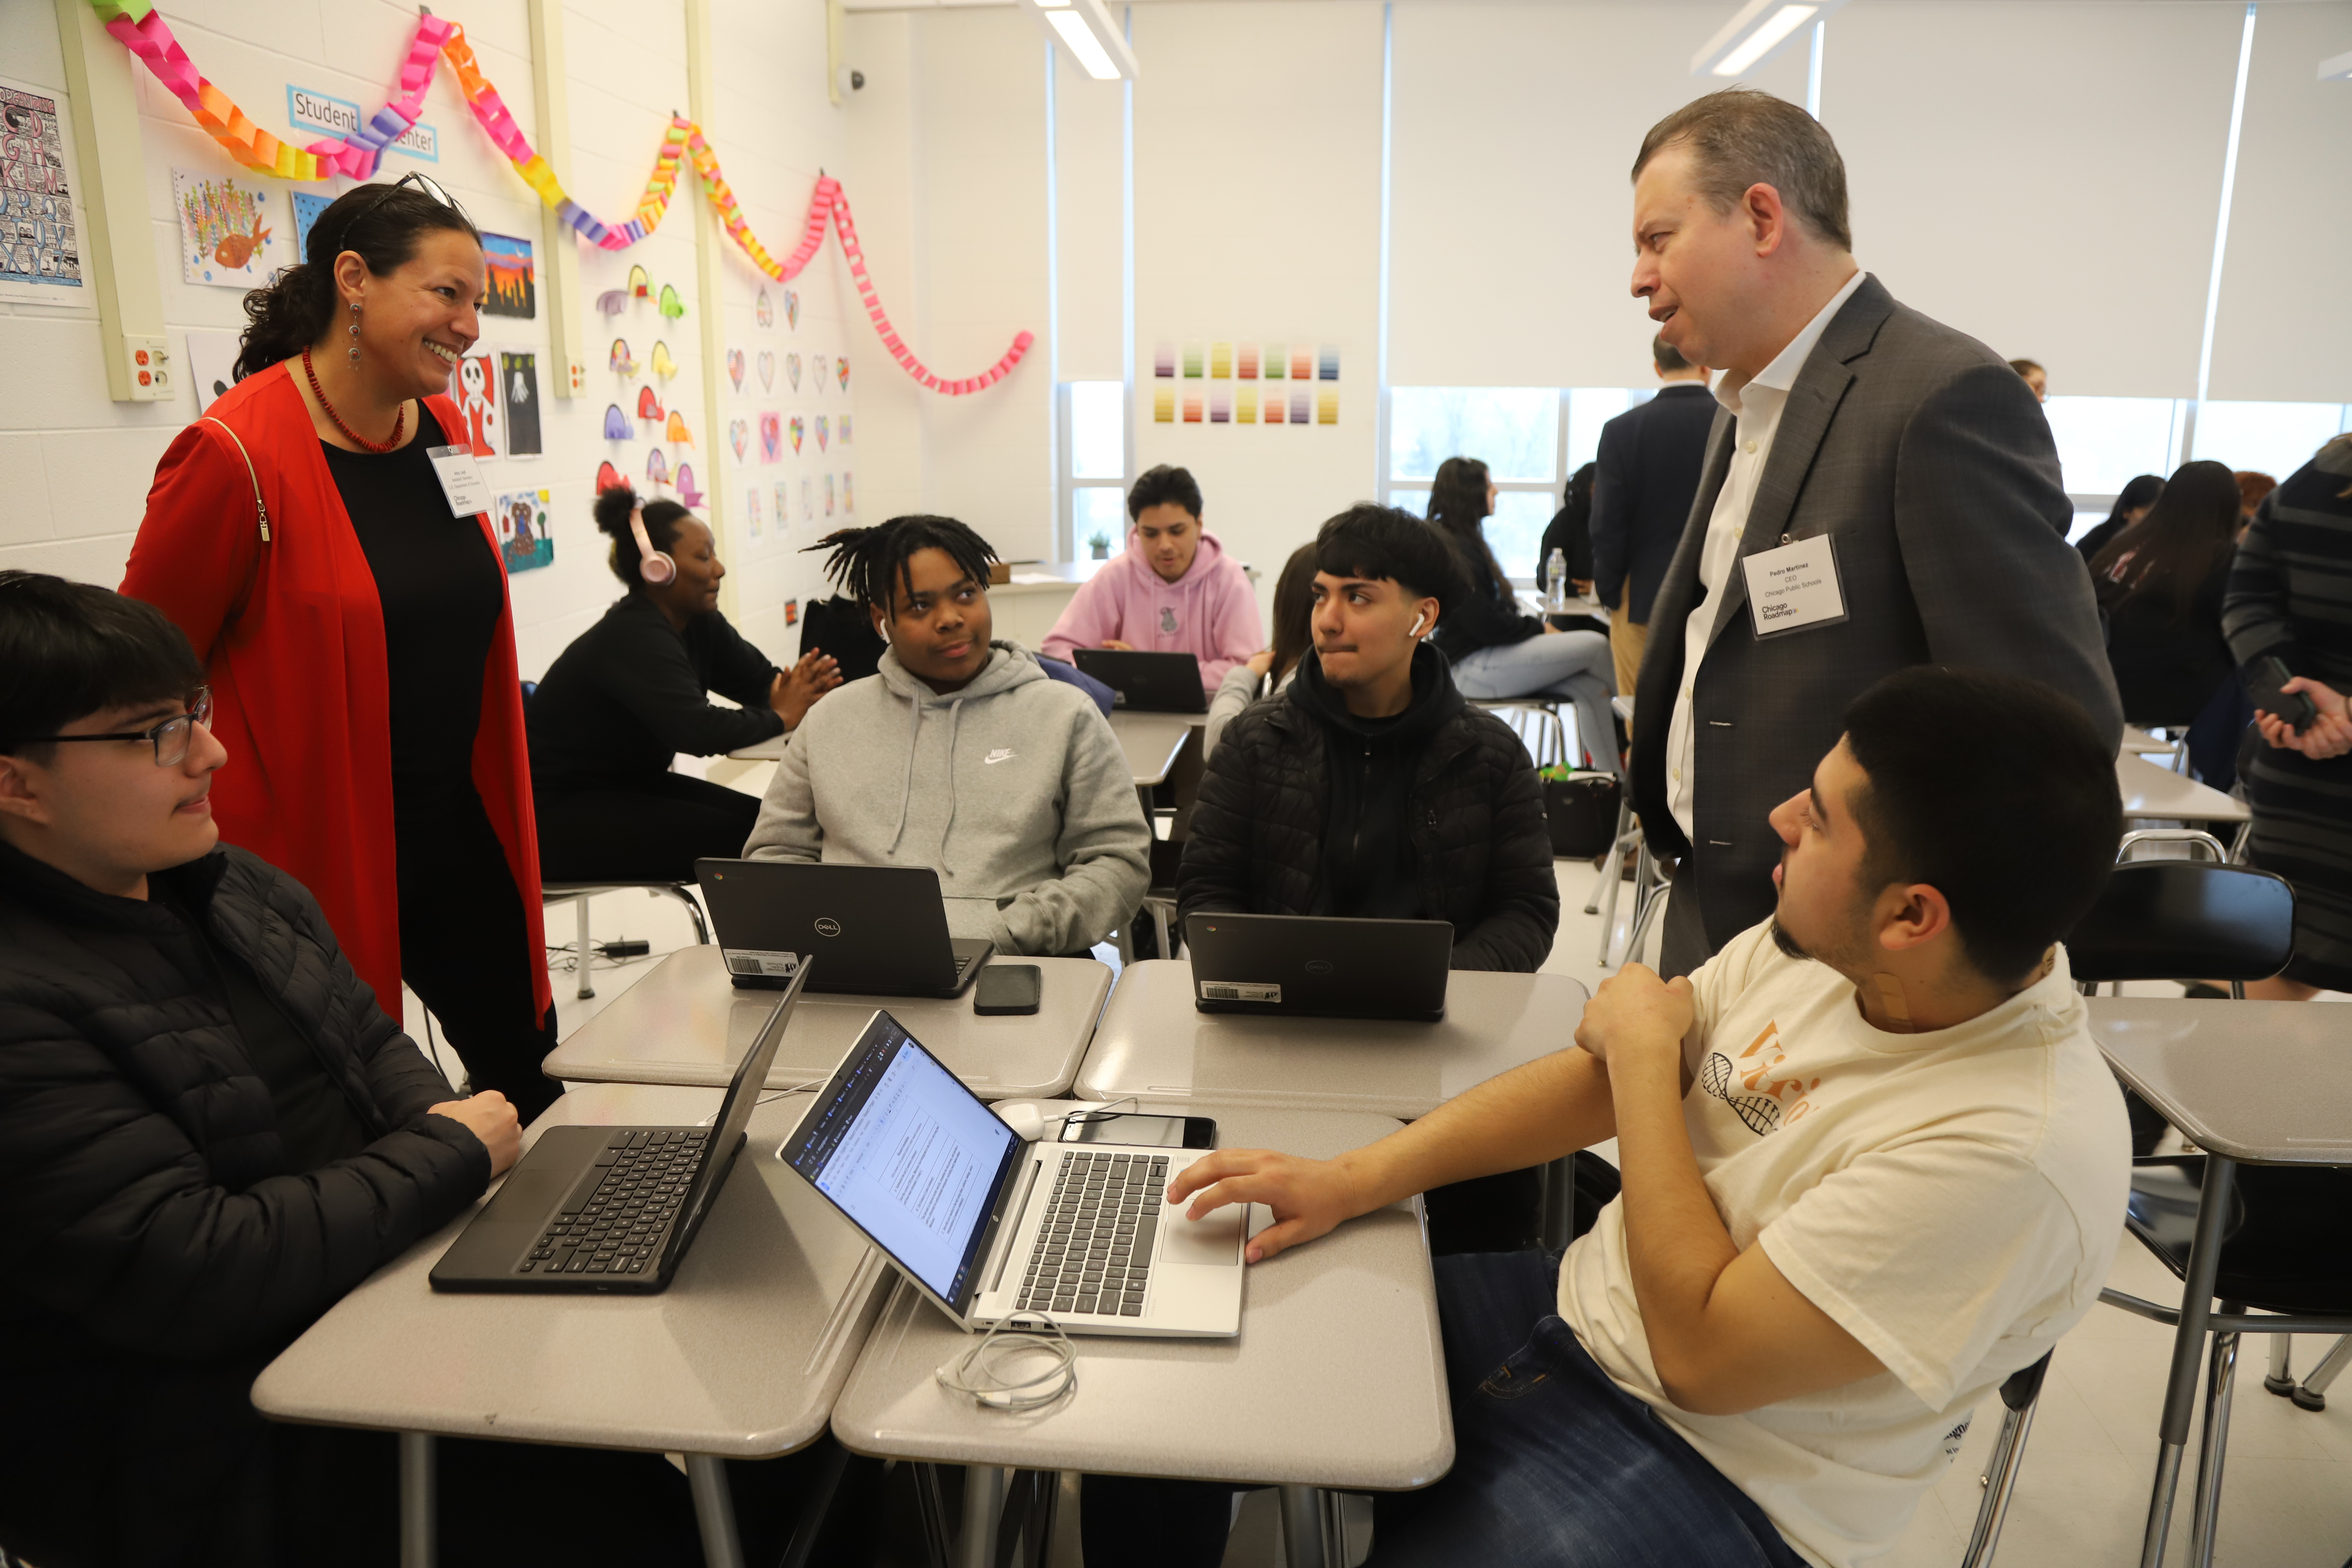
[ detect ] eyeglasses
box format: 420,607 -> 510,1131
17,689 -> 215,767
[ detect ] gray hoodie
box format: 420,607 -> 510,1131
743,641 -> 1151,955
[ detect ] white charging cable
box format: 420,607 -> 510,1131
936,1311 -> 1080,1411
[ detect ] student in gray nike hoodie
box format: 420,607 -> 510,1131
743,516 -> 1150,956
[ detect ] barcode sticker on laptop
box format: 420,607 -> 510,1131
1199,982 -> 1281,1003
724,949 -> 804,978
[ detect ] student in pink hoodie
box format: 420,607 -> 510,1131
1042,465 -> 1264,692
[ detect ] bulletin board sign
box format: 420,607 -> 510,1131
0,75 -> 88,303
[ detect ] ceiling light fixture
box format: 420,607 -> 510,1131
2321,48 -> 2352,81
1692,0 -> 1852,79
1018,0 -> 1138,81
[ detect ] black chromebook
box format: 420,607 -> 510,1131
1072,648 -> 1209,714
696,858 -> 991,997
429,963 -> 809,1294
1184,912 -> 1453,1022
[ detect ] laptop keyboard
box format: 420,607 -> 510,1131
519,1129 -> 709,1276
1016,1151 -> 1171,1318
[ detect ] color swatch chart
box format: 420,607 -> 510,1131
1152,339 -> 1340,426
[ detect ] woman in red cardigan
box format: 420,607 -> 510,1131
123,176 -> 558,1118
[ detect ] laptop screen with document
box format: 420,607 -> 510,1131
779,1014 -> 1021,1306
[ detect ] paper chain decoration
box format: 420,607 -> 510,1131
88,1 -> 1034,395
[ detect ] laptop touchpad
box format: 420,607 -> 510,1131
1162,1202 -> 1244,1266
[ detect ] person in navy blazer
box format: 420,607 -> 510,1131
1590,335 -> 1717,715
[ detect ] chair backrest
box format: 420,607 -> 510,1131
2066,862 -> 2294,984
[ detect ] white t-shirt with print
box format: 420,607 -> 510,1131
1556,920 -> 2131,1568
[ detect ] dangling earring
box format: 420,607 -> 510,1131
347,301 -> 361,365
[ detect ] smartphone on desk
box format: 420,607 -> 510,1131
1062,1110 -> 1217,1149
973,963 -> 1041,1015
2248,656 -> 2319,732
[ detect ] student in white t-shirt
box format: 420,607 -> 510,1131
1121,666 -> 2132,1568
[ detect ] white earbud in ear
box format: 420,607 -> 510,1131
1409,612 -> 1427,637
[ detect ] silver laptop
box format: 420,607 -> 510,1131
777,1010 -> 1246,1337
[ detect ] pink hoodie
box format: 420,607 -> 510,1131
1041,526 -> 1264,691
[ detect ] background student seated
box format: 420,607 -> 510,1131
744,516 -> 1150,956
1113,666 -> 2129,1568
1422,456 -> 1620,776
1202,541 -> 1316,756
1179,502 -> 1560,973
528,486 -> 839,883
1040,463 -> 1263,693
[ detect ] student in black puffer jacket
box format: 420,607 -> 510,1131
1177,505 -> 1560,974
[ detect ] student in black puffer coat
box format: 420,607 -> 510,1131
1176,508 -> 1559,975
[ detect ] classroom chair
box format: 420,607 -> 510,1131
1958,1352 -> 2054,1568
540,881 -> 711,1000
2065,859 -> 2294,1001
1467,696 -> 1570,771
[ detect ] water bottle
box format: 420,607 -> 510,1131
1546,547 -> 1568,614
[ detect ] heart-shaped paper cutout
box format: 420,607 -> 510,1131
788,416 -> 805,456
815,415 -> 829,453
755,288 -> 774,329
812,355 -> 828,394
837,357 -> 850,392
839,415 -> 853,446
784,289 -> 799,330
760,412 -> 782,463
726,349 -> 745,392
728,419 -> 749,460
756,351 -> 775,392
785,352 -> 802,391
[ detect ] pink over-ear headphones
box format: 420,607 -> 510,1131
630,504 -> 676,586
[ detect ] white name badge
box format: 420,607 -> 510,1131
1741,533 -> 1848,639
425,443 -> 493,518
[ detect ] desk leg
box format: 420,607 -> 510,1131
957,1464 -> 1007,1568
1279,1485 -> 1329,1568
2138,1154 -> 2237,1568
398,1432 -> 436,1568
1538,1155 -> 1575,1251
686,1454 -> 746,1568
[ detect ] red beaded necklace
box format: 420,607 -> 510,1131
302,346 -> 407,454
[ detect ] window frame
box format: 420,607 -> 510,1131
1057,379 -> 1131,565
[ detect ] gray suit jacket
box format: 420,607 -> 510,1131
1631,275 -> 2122,953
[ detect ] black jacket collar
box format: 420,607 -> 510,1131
0,837 -> 226,936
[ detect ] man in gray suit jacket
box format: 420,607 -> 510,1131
1624,89 -> 2121,975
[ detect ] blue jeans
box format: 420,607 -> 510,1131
1081,1249 -> 1806,1568
1448,635 -> 1620,778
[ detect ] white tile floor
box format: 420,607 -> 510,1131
419,756 -> 2352,1568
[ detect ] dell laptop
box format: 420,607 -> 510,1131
1071,648 -> 1209,714
778,1010 -> 1246,1337
430,963 -> 811,1293
1185,912 -> 1453,1022
696,859 -> 992,997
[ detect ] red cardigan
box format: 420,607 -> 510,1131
122,362 -> 551,1021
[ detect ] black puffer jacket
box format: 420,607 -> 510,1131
1177,645 -> 1560,971
0,840 -> 490,1566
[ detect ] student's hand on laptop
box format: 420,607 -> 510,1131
1575,964 -> 1696,1081
1101,639 -> 1136,652
428,1092 -> 522,1179
1167,1149 -> 1360,1263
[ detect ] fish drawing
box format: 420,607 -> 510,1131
212,213 -> 269,270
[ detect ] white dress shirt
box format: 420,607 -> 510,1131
1666,268 -> 1867,844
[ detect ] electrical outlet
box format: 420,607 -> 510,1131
123,335 -> 172,402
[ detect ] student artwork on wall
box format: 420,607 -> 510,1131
173,168 -> 279,288
646,446 -> 670,490
676,462 -> 705,507
782,352 -> 798,392
812,355 -> 829,396
636,385 -> 663,422
814,415 -> 828,453
801,477 -> 814,522
453,353 -> 499,457
184,328 -> 240,413
495,488 -> 552,573
0,77 -> 84,302
744,484 -> 763,539
773,480 -> 790,536
595,459 -> 625,493
839,415 -> 852,446
499,351 -> 542,455
837,357 -> 850,393
755,287 -> 773,328
602,403 -> 629,439
649,340 -> 679,381
760,349 -> 778,392
289,190 -> 332,263
788,415 -> 804,456
760,413 -> 782,463
824,474 -> 836,517
611,337 -> 639,376
783,290 -> 799,331
481,231 -> 534,317
841,471 -> 853,516
666,411 -> 692,446
728,418 -> 749,461
726,348 -> 745,391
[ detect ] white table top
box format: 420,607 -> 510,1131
2115,752 -> 2249,824
2088,997 -> 2352,1167
1074,960 -> 1590,1119
1108,710 -> 1201,787
829,1101 -> 1452,1490
251,1083 -> 891,1456
543,946 -> 1113,1101
2121,726 -> 2178,755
